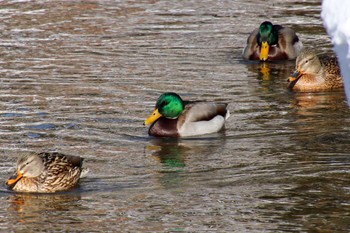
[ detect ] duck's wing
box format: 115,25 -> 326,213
43,153 -> 83,191
278,27 -> 303,59
64,154 -> 84,168
320,56 -> 341,76
321,56 -> 344,89
38,152 -> 84,170
177,102 -> 229,137
273,24 -> 284,31
179,102 -> 228,124
242,28 -> 260,60
278,27 -> 299,45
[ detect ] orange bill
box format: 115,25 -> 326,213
144,108 -> 162,125
6,170 -> 23,185
288,69 -> 303,82
259,41 -> 269,61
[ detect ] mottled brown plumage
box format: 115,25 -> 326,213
288,49 -> 343,92
6,152 -> 86,193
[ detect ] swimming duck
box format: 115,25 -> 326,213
144,92 -> 230,137
242,21 -> 303,61
287,49 -> 343,92
6,152 -> 86,193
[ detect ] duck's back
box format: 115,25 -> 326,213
320,56 -> 343,89
179,102 -> 228,124
41,152 -> 83,192
320,56 -> 340,75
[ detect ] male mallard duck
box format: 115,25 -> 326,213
242,21 -> 303,61
287,49 -> 343,92
6,152 -> 86,193
144,92 -> 230,137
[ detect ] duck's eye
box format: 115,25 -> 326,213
305,59 -> 309,64
25,159 -> 34,166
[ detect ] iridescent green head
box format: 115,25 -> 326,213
258,21 -> 278,45
144,92 -> 184,125
156,92 -> 184,117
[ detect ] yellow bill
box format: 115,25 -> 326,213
144,108 -> 162,125
259,41 -> 269,61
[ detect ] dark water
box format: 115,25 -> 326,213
0,0 -> 350,232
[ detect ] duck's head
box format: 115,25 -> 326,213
258,21 -> 278,61
6,154 -> 45,187
144,92 -> 184,125
288,49 -> 321,84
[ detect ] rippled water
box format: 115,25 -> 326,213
0,0 -> 350,232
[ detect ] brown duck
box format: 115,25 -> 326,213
6,152 -> 87,193
288,49 -> 343,92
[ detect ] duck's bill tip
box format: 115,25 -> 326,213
288,76 -> 298,82
6,171 -> 23,186
288,70 -> 302,82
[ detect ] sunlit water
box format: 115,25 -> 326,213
0,0 -> 350,232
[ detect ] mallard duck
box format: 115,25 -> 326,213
144,92 -> 230,137
287,49 -> 343,92
242,21 -> 303,61
6,152 -> 86,193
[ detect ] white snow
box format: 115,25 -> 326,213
322,0 -> 350,105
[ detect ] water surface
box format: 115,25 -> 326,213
0,0 -> 350,232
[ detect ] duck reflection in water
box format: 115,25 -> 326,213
245,61 -> 295,87
289,91 -> 347,136
145,137 -> 225,189
145,138 -> 187,189
260,62 -> 271,80
7,192 -> 82,225
290,92 -> 346,113
146,139 -> 187,169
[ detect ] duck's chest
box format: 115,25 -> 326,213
250,45 -> 289,61
12,175 -> 46,192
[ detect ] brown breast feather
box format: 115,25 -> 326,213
148,118 -> 179,137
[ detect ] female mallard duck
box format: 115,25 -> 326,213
144,92 -> 230,137
287,49 -> 343,92
6,152 -> 86,193
242,21 -> 303,61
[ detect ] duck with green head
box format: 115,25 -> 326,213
287,49 -> 343,92
144,92 -> 230,137
243,21 -> 303,61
